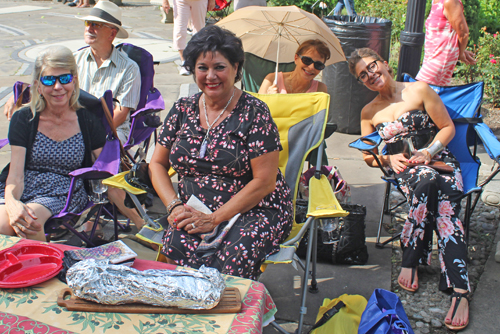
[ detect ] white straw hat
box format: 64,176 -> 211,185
78,0 -> 128,39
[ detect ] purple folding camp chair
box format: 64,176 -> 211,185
115,43 -> 165,162
9,84 -> 125,247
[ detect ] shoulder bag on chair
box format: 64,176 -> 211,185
358,289 -> 414,334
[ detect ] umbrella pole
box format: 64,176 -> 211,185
273,25 -> 283,86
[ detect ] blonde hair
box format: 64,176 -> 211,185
31,45 -> 81,114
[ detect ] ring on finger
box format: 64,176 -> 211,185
191,223 -> 196,229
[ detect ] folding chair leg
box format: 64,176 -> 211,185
297,218 -> 316,334
309,221 -> 319,294
376,182 -> 392,248
113,204 -> 119,241
270,321 -> 290,334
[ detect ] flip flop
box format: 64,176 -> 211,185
398,267 -> 418,292
445,291 -> 470,331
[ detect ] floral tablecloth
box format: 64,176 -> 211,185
0,235 -> 277,333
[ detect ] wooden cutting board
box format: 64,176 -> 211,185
57,287 -> 241,314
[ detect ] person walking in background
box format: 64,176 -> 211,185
333,0 -> 356,16
162,0 -> 215,76
416,0 -> 476,86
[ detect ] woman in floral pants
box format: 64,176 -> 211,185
348,47 -> 470,331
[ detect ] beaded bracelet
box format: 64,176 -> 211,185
166,198 -> 182,215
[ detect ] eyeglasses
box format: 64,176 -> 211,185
298,55 -> 326,71
84,20 -> 114,29
39,73 -> 73,86
357,60 -> 378,83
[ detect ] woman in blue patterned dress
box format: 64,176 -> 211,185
0,45 -> 106,241
149,25 -> 294,280
348,48 -> 470,331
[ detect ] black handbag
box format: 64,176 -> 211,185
297,204 -> 368,265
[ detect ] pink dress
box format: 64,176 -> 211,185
276,72 -> 319,93
416,0 -> 461,86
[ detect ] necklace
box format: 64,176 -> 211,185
286,73 -> 310,94
199,88 -> 236,158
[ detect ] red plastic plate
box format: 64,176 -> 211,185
0,244 -> 64,288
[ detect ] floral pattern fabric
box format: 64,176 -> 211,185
158,92 -> 294,280
376,109 -> 469,291
0,235 -> 278,334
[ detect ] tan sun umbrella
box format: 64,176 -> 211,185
216,5 -> 345,81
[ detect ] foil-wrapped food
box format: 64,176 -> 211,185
66,260 -> 226,309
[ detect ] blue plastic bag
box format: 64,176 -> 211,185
358,289 -> 414,334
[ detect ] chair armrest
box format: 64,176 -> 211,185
130,88 -> 165,118
475,123 -> 500,164
348,131 -> 382,152
349,131 -> 391,177
69,138 -> 121,180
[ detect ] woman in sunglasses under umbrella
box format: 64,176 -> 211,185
0,45 -> 105,241
258,39 -> 330,94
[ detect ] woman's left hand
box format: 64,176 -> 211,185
459,50 -> 477,65
207,0 -> 216,11
408,150 -> 432,164
175,206 -> 217,234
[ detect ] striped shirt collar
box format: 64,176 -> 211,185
85,46 -> 119,68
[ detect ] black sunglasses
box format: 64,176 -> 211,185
39,73 -> 73,86
357,60 -> 378,83
298,55 -> 326,71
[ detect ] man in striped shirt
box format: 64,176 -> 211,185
76,0 -> 141,144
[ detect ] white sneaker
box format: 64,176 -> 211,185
179,63 -> 190,76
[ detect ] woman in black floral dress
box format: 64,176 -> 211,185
149,25 -> 293,280
349,48 -> 470,331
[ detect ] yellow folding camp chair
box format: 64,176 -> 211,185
249,92 -> 349,334
104,92 -> 348,333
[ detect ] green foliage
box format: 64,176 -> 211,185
268,0 -> 337,17
354,0 -> 407,43
479,0 -> 500,34
455,29 -> 500,106
463,0 -> 481,44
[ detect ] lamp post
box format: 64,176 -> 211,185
396,0 -> 427,81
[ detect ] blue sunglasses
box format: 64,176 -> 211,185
39,73 -> 73,86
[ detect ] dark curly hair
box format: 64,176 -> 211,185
183,25 -> 245,82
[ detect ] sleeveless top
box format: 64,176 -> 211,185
416,0 -> 462,86
276,72 -> 319,94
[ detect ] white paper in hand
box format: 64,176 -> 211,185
186,195 -> 212,214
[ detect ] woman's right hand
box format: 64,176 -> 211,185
6,199 -> 41,238
388,153 -> 408,174
167,204 -> 189,229
266,83 -> 279,94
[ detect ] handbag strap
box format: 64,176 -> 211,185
358,308 -> 397,333
307,300 -> 345,334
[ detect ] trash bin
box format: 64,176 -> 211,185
322,16 -> 392,134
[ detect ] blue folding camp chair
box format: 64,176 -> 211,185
349,74 -> 500,248
7,84 -> 123,247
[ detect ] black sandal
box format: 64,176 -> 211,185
398,267 -> 418,292
445,291 -> 470,331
